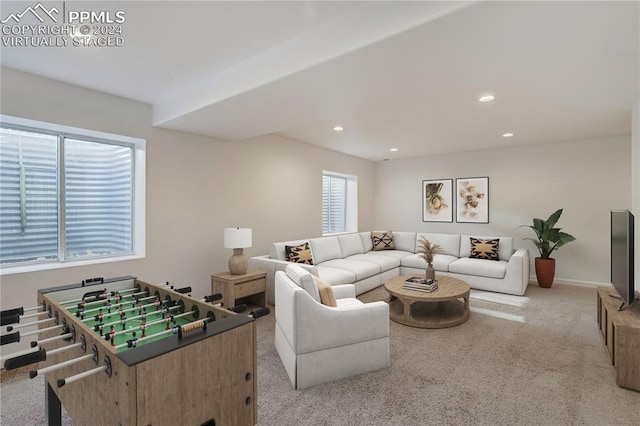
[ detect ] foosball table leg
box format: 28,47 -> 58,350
45,381 -> 62,426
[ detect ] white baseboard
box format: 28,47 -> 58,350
528,275 -> 610,289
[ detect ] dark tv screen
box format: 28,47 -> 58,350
610,210 -> 635,308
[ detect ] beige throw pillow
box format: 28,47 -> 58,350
469,237 -> 500,261
285,242 -> 313,265
371,231 -> 395,251
313,276 -> 337,307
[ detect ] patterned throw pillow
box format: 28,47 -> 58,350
371,231 -> 395,251
285,242 -> 313,265
313,276 -> 337,307
469,238 -> 500,261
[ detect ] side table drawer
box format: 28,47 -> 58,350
236,278 -> 266,299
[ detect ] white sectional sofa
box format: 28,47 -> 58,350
250,232 -> 530,305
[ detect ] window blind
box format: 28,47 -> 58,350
322,174 -> 346,234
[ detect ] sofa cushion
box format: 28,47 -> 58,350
371,250 -> 414,260
371,231 -> 395,251
448,258 -> 508,279
359,232 -> 374,252
469,238 -> 500,261
316,266 -> 357,285
391,232 -> 417,253
320,259 -> 381,281
400,253 -> 459,272
285,264 -> 320,302
271,239 -> 309,261
285,242 -> 314,265
416,233 -> 460,257
338,233 -> 365,257
336,298 -> 364,308
309,237 -> 342,264
346,253 -> 400,272
460,235 -> 513,261
313,276 -> 337,307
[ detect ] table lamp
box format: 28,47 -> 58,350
224,228 -> 252,275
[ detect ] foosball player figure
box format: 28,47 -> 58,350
97,308 -> 104,323
118,304 -> 125,318
154,296 -> 161,311
131,297 -> 138,308
165,314 -> 172,330
140,320 -> 147,338
120,314 -> 127,330
113,291 -> 122,303
78,298 -> 87,310
105,298 -> 112,313
141,308 -> 147,321
171,319 -> 179,334
137,302 -> 143,315
129,331 -> 138,348
161,304 -> 168,315
98,322 -> 105,336
108,325 -> 117,346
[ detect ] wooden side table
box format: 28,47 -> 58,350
211,270 -> 267,310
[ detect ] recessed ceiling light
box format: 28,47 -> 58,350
502,132 -> 514,138
390,148 -> 398,152
333,126 -> 344,132
479,95 -> 495,102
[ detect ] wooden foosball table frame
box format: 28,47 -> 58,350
35,276 -> 257,426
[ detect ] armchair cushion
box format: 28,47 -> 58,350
314,276 -> 337,307
285,263 -> 320,302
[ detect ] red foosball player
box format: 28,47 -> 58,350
109,325 -> 116,346
97,308 -> 104,322
154,296 -> 161,311
137,302 -> 143,315
140,320 -> 147,338
79,298 -> 86,310
165,314 -> 172,330
118,304 -> 125,318
114,291 -> 121,303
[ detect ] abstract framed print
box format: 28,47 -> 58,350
422,179 -> 453,222
456,177 -> 489,223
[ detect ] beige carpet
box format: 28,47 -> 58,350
2,284 -> 639,425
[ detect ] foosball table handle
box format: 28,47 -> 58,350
249,307 -> 270,319
0,331 -> 20,346
1,313 -> 20,326
3,348 -> 46,370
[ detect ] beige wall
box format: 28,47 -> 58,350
0,69 -> 375,354
633,101 -> 639,293
374,136 -> 632,286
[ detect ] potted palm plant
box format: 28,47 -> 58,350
521,208 -> 576,288
418,237 -> 443,280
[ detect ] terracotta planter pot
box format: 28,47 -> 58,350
535,257 -> 556,288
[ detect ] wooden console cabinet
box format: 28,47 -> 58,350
212,270 -> 267,311
596,286 -> 640,391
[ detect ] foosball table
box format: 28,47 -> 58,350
1,276 -> 266,426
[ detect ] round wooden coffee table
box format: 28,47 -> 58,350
384,274 -> 470,328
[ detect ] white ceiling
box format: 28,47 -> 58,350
1,1 -> 638,161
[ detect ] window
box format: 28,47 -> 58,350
322,171 -> 357,235
0,116 -> 145,274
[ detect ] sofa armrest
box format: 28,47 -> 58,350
292,293 -> 389,354
332,284 -> 356,299
504,248 -> 530,295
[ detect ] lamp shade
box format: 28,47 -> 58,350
224,228 -> 252,249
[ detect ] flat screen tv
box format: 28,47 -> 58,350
610,210 -> 636,310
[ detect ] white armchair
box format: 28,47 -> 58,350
275,264 -> 390,390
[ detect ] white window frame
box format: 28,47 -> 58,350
322,170 -> 357,236
0,115 -> 146,275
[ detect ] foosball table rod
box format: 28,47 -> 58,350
31,331 -> 74,348
1,310 -> 49,326
1,305 -> 44,318
6,316 -> 56,331
1,324 -> 66,346
57,359 -> 111,388
30,353 -> 93,378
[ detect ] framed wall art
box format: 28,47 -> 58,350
422,179 -> 453,222
456,177 -> 489,223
